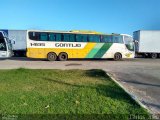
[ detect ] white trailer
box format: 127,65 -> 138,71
133,30 -> 160,58
0,30 -> 27,56
0,31 -> 12,58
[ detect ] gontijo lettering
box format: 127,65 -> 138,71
55,43 -> 81,47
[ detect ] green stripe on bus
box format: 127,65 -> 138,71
93,43 -> 113,58
86,43 -> 104,58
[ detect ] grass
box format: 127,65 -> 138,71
0,68 -> 150,120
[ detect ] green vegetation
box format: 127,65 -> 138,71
0,69 -> 150,120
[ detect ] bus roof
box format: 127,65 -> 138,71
121,34 -> 132,37
27,30 -> 121,36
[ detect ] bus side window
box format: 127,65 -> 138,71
102,35 -> 112,43
40,33 -> 48,41
29,32 -> 40,41
29,32 -> 33,40
112,36 -> 117,43
112,36 -> 123,43
83,35 -> 88,42
76,34 -> 81,42
63,34 -> 70,42
119,36 -> 123,43
89,35 -> 100,42
69,34 -> 75,42
76,34 -> 88,42
55,33 -> 62,41
49,33 -> 56,41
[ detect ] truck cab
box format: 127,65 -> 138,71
0,31 -> 12,58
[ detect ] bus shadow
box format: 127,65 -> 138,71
68,58 -> 136,62
1,57 -> 137,62
7,57 -> 45,61
68,58 -> 114,61
42,69 -> 138,103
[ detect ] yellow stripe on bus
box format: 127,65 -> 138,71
27,43 -> 97,59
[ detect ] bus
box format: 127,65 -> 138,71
0,31 -> 12,58
26,30 -> 135,61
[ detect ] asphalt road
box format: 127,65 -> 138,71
0,58 -> 160,114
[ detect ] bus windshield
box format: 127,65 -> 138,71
124,36 -> 134,51
0,32 -> 7,51
0,32 -> 12,51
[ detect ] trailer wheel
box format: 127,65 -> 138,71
58,52 -> 68,61
47,52 -> 57,61
114,53 -> 122,61
151,53 -> 158,59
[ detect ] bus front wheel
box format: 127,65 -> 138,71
114,53 -> 122,61
47,52 -> 57,61
58,52 -> 68,61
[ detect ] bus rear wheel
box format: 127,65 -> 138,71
58,52 -> 68,61
47,52 -> 57,61
114,53 -> 122,61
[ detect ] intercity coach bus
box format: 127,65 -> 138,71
26,30 -> 135,61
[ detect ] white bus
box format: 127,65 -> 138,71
0,31 -> 12,58
26,30 -> 135,61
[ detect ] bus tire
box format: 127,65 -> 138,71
151,53 -> 157,59
114,53 -> 122,61
47,52 -> 57,61
58,52 -> 68,61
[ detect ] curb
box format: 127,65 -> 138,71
106,72 -> 152,114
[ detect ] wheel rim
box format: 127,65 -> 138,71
61,54 -> 66,59
48,53 -> 56,61
50,54 -> 55,59
59,53 -> 68,61
115,53 -> 121,60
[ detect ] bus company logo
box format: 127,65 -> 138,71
125,53 -> 132,57
55,43 -> 81,48
30,43 -> 45,46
